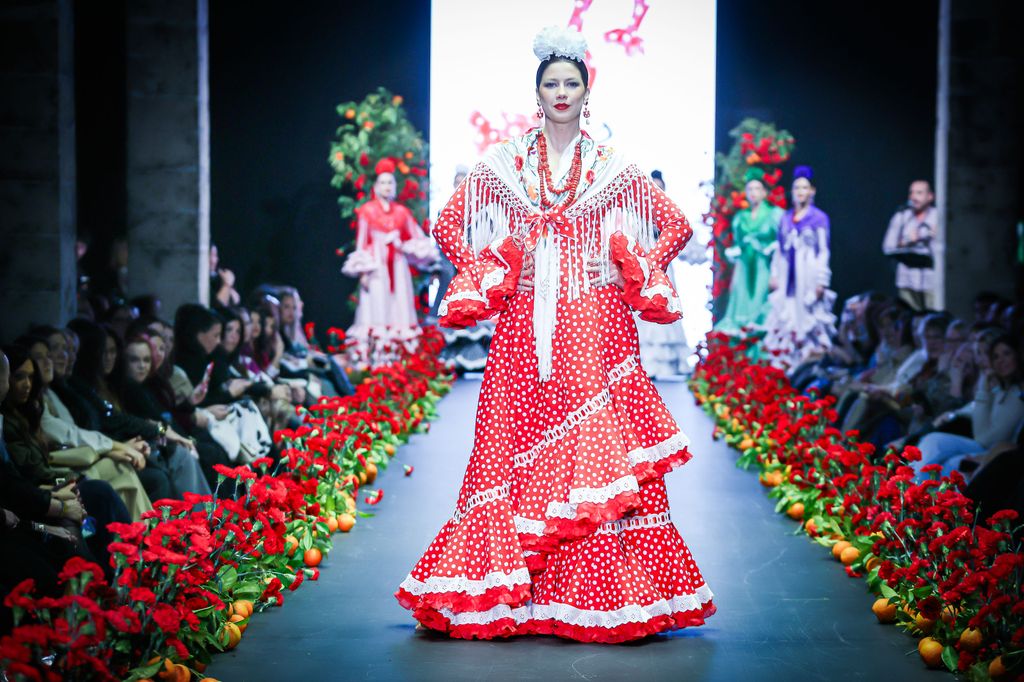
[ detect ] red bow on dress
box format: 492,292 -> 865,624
522,210 -> 577,252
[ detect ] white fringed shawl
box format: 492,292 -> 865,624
460,136 -> 660,381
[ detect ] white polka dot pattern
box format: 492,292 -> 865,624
396,158 -> 714,643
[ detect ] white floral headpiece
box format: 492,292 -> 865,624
532,26 -> 587,63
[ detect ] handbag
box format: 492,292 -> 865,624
49,445 -> 100,469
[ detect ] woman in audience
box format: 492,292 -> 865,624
63,319 -> 209,498
0,345 -> 131,573
174,304 -> 272,462
21,332 -> 152,519
856,314 -> 963,448
278,288 -> 352,397
119,333 -> 233,489
836,306 -> 914,431
915,334 -> 1024,480
253,301 -> 285,378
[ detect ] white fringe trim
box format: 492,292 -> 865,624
399,568 -> 531,597
437,583 -> 714,629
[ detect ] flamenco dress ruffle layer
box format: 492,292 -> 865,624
397,236 -> 715,643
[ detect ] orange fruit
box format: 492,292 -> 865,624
326,515 -> 339,533
917,636 -> 944,668
941,605 -> 958,625
221,622 -> 242,650
157,661 -> 189,682
958,627 -> 983,652
865,556 -> 881,572
284,535 -> 299,557
337,513 -> 356,532
365,461 -> 378,485
914,612 -> 936,634
804,519 -> 818,536
871,598 -> 897,624
832,540 -> 852,560
989,655 -> 1008,680
189,660 -> 207,673
384,444 -> 396,456
229,613 -> 248,634
786,502 -> 805,520
358,470 -> 368,485
230,599 -> 254,618
840,546 -> 861,565
303,547 -> 322,567
738,437 -> 754,451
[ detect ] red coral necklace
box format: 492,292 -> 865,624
537,132 -> 583,209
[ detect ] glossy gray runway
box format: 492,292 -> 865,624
208,379 -> 937,681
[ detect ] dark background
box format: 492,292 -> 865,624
715,0 -> 938,306
75,0 -> 938,324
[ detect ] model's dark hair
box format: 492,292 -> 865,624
535,56 -> 589,89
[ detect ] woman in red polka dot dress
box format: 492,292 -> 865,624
395,26 -> 716,643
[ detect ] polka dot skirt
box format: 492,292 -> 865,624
396,170 -> 715,643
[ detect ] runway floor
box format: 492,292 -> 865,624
208,379 -> 938,681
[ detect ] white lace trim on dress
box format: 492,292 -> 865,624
438,583 -> 714,628
546,475 -> 640,519
512,355 -> 639,469
452,483 -> 510,523
399,568 -> 531,597
594,511 -> 673,535
625,431 -> 691,467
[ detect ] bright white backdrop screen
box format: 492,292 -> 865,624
430,0 -> 716,352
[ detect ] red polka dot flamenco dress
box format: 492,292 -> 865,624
395,128 -> 716,643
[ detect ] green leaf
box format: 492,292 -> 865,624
941,644 -> 958,672
879,582 -> 898,600
217,565 -> 238,592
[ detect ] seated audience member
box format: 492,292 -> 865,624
2,404 -> 97,633
914,334 -> 1024,481
119,332 -> 234,490
210,244 -> 241,308
22,331 -> 152,519
277,288 -> 353,397
790,293 -> 887,395
174,304 -> 272,462
857,314 -> 963,448
836,306 -> 914,431
252,301 -> 285,378
62,319 -> 209,498
220,307 -> 299,430
0,346 -> 131,575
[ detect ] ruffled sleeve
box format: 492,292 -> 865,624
609,178 -> 692,324
433,179 -> 523,328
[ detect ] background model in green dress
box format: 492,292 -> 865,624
716,175 -> 782,332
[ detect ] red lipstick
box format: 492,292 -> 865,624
553,103 -> 570,111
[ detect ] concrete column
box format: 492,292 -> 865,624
939,0 -> 1023,317
0,0 -> 76,338
125,0 -> 209,314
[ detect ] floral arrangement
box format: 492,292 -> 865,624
705,119 -> 795,315
690,332 -> 1024,679
0,329 -> 453,681
328,88 -> 432,314
328,87 -> 429,225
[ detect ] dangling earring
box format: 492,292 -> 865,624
583,103 -> 591,124
536,105 -> 543,119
